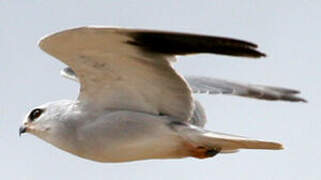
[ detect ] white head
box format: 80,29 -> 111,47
20,100 -> 94,158
19,100 -> 77,141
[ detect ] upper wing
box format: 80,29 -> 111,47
39,26 -> 265,120
186,76 -> 306,102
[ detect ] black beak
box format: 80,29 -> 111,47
19,126 -> 27,136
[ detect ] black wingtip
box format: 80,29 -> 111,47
277,94 -> 307,103
301,99 -> 308,103
127,31 -> 266,59
292,97 -> 308,103
259,52 -> 267,58
223,47 -> 266,59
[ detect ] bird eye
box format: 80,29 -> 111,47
29,108 -> 44,121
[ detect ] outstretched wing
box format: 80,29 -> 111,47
61,68 -> 306,102
186,76 -> 306,102
39,26 -> 265,120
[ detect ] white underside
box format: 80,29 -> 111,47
36,110 -> 189,162
31,102 -> 282,163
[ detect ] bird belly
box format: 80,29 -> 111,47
75,131 -> 187,162
69,111 -> 191,162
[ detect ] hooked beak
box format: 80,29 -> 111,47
19,126 -> 27,136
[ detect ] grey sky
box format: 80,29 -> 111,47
1,1 -> 320,179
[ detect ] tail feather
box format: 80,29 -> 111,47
201,131 -> 283,151
171,122 -> 283,152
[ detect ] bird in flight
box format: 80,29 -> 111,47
20,26 -> 305,162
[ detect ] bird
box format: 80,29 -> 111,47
19,26 -> 306,163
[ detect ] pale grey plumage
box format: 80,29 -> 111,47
61,66 -> 208,127
62,67 -> 306,103
61,66 -> 305,128
20,26 -> 306,163
186,76 -> 306,102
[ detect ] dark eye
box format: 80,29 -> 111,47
29,108 -> 44,121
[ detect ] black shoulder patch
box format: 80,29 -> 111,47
126,31 -> 266,58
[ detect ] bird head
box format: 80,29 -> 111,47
19,100 -> 74,138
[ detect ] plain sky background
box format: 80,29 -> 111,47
0,1 -> 320,180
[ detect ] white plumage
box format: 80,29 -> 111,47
20,26 -> 305,162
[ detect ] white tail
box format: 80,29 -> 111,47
172,123 -> 283,152
200,131 -> 283,151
